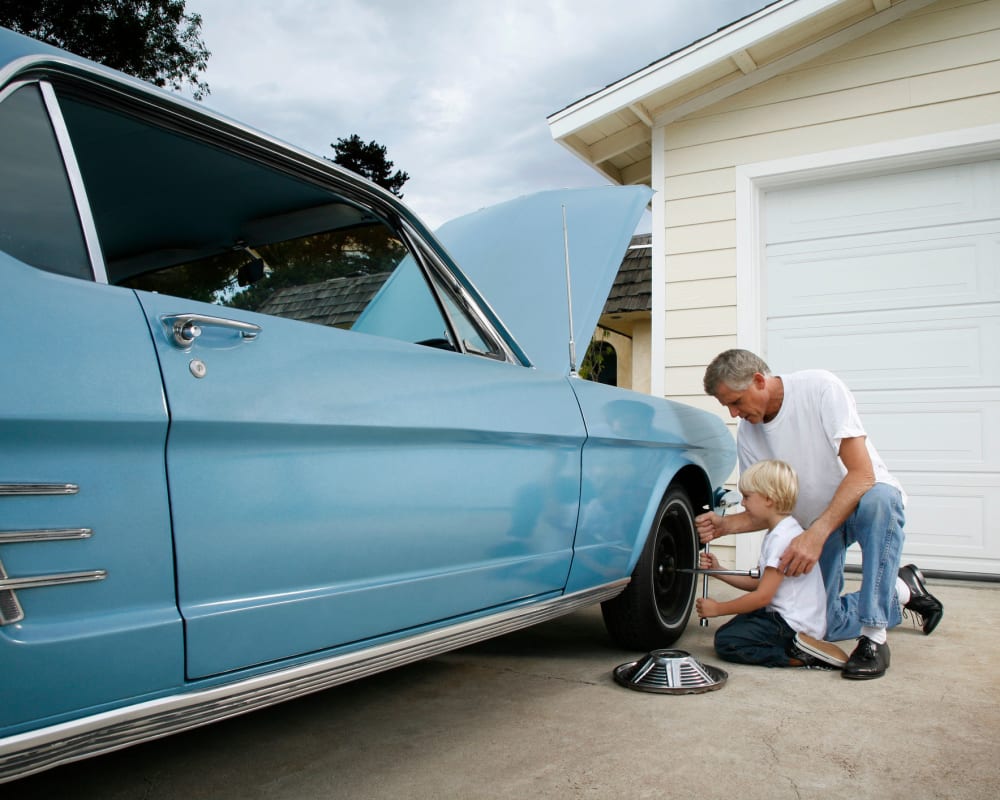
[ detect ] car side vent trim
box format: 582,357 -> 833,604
0,481 -> 98,626
0,559 -> 24,626
0,570 -> 107,592
0,484 -> 79,496
0,529 -> 92,543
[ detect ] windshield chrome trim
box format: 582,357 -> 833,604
38,81 -> 108,284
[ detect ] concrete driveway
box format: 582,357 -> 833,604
12,577 -> 999,799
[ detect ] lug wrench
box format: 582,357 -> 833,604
676,567 -> 760,578
699,491 -> 741,627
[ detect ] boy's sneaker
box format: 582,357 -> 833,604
898,564 -> 943,635
790,632 -> 849,669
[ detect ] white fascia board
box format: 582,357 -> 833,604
549,0 -> 853,141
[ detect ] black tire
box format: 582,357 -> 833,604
601,486 -> 698,650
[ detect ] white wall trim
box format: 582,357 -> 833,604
650,124 -> 666,398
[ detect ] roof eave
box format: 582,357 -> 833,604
547,0 -> 939,176
547,0 -> 815,140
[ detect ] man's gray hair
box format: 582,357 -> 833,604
703,349 -> 771,396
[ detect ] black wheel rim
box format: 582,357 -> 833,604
651,498 -> 696,624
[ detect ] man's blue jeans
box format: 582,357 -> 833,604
819,482 -> 905,641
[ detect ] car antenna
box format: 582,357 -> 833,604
562,205 -> 578,376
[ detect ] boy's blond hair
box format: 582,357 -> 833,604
738,460 -> 798,514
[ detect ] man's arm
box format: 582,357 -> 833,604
695,508 -> 762,543
778,436 -> 875,576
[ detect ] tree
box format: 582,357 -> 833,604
329,134 -> 409,197
0,0 -> 210,99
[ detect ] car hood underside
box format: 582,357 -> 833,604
434,185 -> 652,375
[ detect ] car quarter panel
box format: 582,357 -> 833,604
566,379 -> 736,593
0,254 -> 181,734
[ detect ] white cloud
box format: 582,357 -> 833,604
187,0 -> 769,226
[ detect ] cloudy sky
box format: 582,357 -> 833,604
185,1 -> 770,228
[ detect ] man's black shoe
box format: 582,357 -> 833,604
899,563 -> 943,635
842,636 -> 890,680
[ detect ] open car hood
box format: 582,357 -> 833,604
434,186 -> 652,375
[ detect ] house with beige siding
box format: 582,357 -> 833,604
550,0 -> 1000,576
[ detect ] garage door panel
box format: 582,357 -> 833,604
893,474 -> 999,558
768,306 -> 1000,390
766,160 -> 1000,243
857,391 -> 1000,472
845,475 -> 1000,574
768,229 -> 1000,316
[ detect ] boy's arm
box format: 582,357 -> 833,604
699,551 -> 758,592
697,567 -> 783,618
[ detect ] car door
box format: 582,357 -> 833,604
135,288 -> 584,679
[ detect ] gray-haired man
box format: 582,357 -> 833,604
695,349 -> 942,679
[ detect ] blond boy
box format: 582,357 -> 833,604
696,460 -> 847,669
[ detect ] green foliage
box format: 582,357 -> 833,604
579,332 -> 616,384
329,134 -> 409,197
0,0 -> 210,99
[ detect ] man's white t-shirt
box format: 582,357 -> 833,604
737,370 -> 903,529
760,515 -> 827,639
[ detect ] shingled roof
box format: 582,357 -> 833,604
255,236 -> 651,331
257,271 -> 390,328
603,233 -> 651,315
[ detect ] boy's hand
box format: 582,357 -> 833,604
699,552 -> 721,571
696,597 -> 721,618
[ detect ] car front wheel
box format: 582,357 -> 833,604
601,486 -> 698,650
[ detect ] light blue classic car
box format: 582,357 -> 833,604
0,26 -> 734,781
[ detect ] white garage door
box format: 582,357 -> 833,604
764,159 -> 1000,576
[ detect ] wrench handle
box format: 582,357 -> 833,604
699,542 -> 710,627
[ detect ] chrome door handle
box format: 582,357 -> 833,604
161,314 -> 261,348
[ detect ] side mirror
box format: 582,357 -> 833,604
237,257 -> 267,286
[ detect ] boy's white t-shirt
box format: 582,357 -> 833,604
759,515 -> 827,640
737,370 -> 903,529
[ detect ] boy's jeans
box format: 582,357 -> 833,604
818,482 -> 905,641
714,608 -> 796,667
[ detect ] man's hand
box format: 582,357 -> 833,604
695,511 -> 725,544
696,596 -> 721,619
778,527 -> 825,577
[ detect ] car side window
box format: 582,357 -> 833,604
0,84 -> 91,280
46,85 -> 504,357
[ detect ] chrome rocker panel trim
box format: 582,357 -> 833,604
0,579 -> 628,783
